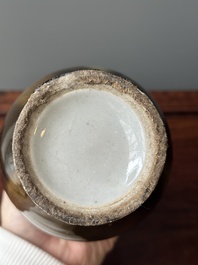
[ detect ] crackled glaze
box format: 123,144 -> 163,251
30,89 -> 146,207
0,69 -> 170,240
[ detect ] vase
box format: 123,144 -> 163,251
0,68 -> 171,241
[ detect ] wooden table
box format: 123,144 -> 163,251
1,91 -> 198,265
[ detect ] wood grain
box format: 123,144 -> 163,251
0,91 -> 198,265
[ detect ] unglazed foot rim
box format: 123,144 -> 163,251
13,69 -> 168,226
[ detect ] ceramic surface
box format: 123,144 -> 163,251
0,68 -> 170,241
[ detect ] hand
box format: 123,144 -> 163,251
0,190 -> 117,265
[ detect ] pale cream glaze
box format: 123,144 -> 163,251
13,70 -> 168,226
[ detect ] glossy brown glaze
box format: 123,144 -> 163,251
0,70 -> 170,241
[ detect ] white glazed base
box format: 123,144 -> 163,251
30,89 -> 146,207
13,70 -> 167,226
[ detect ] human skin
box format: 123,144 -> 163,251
0,190 -> 117,265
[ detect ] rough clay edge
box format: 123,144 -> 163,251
12,69 -> 168,226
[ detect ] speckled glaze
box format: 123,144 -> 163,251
0,68 -> 171,241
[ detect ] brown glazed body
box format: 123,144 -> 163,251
0,68 -> 171,241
